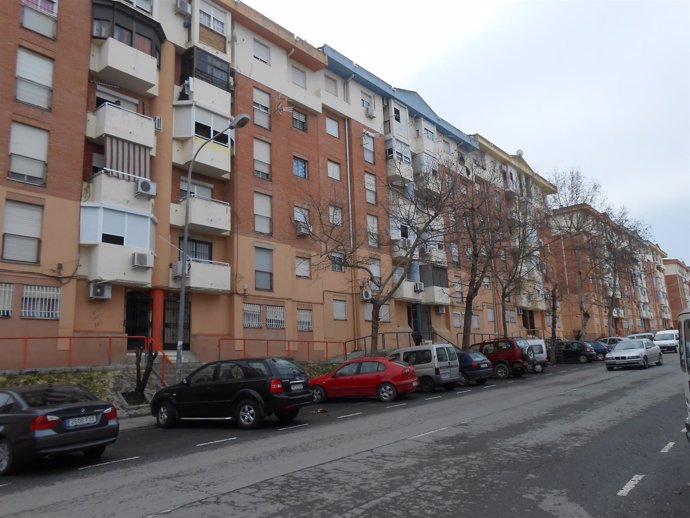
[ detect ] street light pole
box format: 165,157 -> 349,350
175,113 -> 250,382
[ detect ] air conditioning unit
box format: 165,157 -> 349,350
436,306 -> 447,315
295,221 -> 312,236
175,0 -> 192,16
183,77 -> 194,96
132,252 -> 154,268
360,289 -> 372,301
365,106 -> 376,119
172,260 -> 190,278
413,282 -> 425,293
88,282 -> 112,300
154,116 -> 163,131
135,178 -> 157,198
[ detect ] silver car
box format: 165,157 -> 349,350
605,338 -> 663,370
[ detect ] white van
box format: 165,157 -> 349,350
654,329 -> 679,353
388,343 -> 460,393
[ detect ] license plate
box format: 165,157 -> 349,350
65,415 -> 98,428
481,363 -> 489,368
291,383 -> 303,391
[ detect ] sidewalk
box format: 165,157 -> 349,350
119,414 -> 157,432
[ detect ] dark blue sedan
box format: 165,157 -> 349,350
455,349 -> 493,385
585,341 -> 609,361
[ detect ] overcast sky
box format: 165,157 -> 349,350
244,0 -> 690,262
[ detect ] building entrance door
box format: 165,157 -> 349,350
163,293 -> 190,351
125,291 -> 150,350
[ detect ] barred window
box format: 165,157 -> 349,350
243,303 -> 262,328
297,308 -> 313,331
266,305 -> 285,329
21,285 -> 60,319
292,110 -> 307,132
0,283 -> 14,317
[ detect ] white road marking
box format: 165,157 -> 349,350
544,373 -> 553,376
425,395 -> 443,400
0,483 -> 10,488
617,474 -> 645,496
482,384 -> 496,389
196,437 -> 237,447
78,456 -> 140,470
337,412 -> 363,419
410,427 -> 448,439
560,388 -> 578,394
682,428 -> 687,433
386,403 -> 407,409
456,390 -> 472,395
278,423 -> 309,431
660,442 -> 675,453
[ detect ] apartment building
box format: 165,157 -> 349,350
663,258 -> 690,325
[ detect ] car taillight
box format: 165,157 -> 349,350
31,415 -> 60,431
471,362 -> 478,368
104,406 -> 118,420
403,367 -> 411,375
269,379 -> 284,393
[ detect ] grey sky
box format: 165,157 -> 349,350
244,0 -> 690,261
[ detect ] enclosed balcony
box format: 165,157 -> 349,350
170,196 -> 231,236
419,244 -> 447,267
385,139 -> 414,185
89,38 -> 158,96
85,170 -> 155,212
170,260 -> 231,293
86,102 -> 155,150
79,243 -> 153,286
423,285 -> 451,306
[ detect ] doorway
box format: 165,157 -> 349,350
163,292 -> 190,351
125,291 -> 151,350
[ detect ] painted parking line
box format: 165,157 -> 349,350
337,412 -> 363,419
425,395 -> 443,401
617,474 -> 644,496
278,423 -> 309,431
410,427 -> 448,439
196,437 -> 237,447
660,442 -> 675,453
78,456 -> 140,470
544,373 -> 553,376
0,483 -> 10,488
386,403 -> 407,409
482,384 -> 496,389
456,390 -> 472,395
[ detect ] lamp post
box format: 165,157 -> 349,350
175,113 -> 251,382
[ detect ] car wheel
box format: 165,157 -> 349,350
377,382 -> 398,402
82,445 -> 107,458
475,378 -> 487,385
235,399 -> 264,429
656,353 -> 663,366
533,363 -> 544,373
457,372 -> 468,386
420,377 -> 435,393
606,365 -> 614,371
156,400 -> 177,429
0,439 -> 14,476
274,408 -> 299,422
311,386 -> 326,404
641,357 -> 649,369
596,353 -> 604,361
494,363 -> 510,380
578,354 -> 588,364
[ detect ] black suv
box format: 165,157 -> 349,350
150,358 -> 312,429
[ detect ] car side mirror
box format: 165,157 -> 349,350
182,377 -> 190,385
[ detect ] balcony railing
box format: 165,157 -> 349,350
170,196 -> 231,235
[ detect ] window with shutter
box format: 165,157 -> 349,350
2,201 -> 43,263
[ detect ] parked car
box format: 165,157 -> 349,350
0,384 -> 119,475
525,338 -> 549,372
150,358 -> 312,430
455,349 -> 493,385
387,343 -> 460,392
585,340 -> 609,361
470,338 -> 535,379
627,332 -> 654,341
605,338 -> 663,370
309,357 -> 418,403
598,336 -> 625,347
555,341 -> 597,363
653,329 -> 679,353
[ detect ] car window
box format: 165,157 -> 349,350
403,350 -> 432,365
498,341 -> 511,352
269,358 -> 307,378
389,352 -> 400,361
469,351 -> 487,362
360,361 -> 381,374
516,338 -> 529,347
0,392 -> 15,414
336,362 -> 360,376
18,385 -> 98,407
532,344 -> 544,354
482,344 -> 495,354
437,347 -> 448,361
218,362 -> 247,380
446,347 -> 458,361
655,333 -> 674,341
190,364 -> 217,384
246,360 -> 271,377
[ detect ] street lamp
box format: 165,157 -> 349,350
175,113 -> 251,381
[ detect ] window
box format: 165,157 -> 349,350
253,139 -> 271,180
326,117 -> 339,138
2,201 -> 43,263
472,314 -> 480,329
253,39 -> 270,64
22,0 -> 58,38
134,33 -> 152,54
394,108 -> 401,122
180,238 -> 212,261
364,173 -> 376,204
180,180 -> 212,200
200,1 -> 225,35
297,308 -> 313,331
327,160 -> 341,180
483,277 -> 491,289
114,24 -> 132,46
424,128 -> 434,141
0,283 -> 14,317
296,256 -> 310,278
21,285 -> 60,319
292,66 -> 306,88
253,192 -> 272,234
385,139 -> 410,164
294,206 -> 310,228
123,0 -> 152,13
361,92 -> 373,109
329,206 -> 343,226
80,206 -> 154,249
333,299 -> 347,320
243,303 -> 262,328
364,303 -> 391,322
450,243 -> 459,265
368,257 -> 381,287
331,252 -> 345,272
194,107 -> 229,145
292,110 -> 307,132
92,19 -> 110,38
16,48 -> 53,109
9,122 -> 48,185
325,75 -> 338,96
255,247 -> 273,290
253,89 -> 271,129
487,308 -> 495,322
293,157 -> 308,179
454,276 -> 462,304
367,215 -> 379,247
266,306 -> 285,329
453,311 -> 463,328
187,48 -> 231,91
362,133 -> 374,163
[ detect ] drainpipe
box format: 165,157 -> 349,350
344,118 -> 360,349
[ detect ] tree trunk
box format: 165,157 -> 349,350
134,344 -> 158,399
370,303 -> 381,355
500,289 -> 509,338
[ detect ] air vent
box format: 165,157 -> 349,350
135,178 -> 156,198
360,289 -> 372,301
132,252 -> 154,268
413,282 -> 425,293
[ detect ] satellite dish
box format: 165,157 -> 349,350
516,149 -> 524,156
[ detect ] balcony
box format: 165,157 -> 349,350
86,102 -> 155,150
79,243 -> 152,286
172,137 -> 232,180
170,196 -> 231,236
170,259 -> 231,293
89,38 -> 158,96
386,159 -> 414,185
419,245 -> 447,266
423,285 -> 451,306
391,239 -> 418,261
178,77 -> 233,115
393,280 -> 424,302
86,170 -> 154,212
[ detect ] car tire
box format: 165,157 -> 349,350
311,385 -> 326,404
156,400 -> 177,429
642,357 -> 649,369
578,354 -> 588,364
522,346 -> 535,362
494,363 -> 510,380
82,445 -> 107,458
235,399 -> 264,429
274,408 -> 299,422
420,377 -> 435,393
0,438 -> 14,476
533,364 -> 544,373
656,354 -> 663,366
606,365 -> 614,371
458,372 -> 468,386
377,382 -> 398,402
475,378 -> 487,385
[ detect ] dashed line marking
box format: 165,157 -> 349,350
78,456 -> 140,470
560,388 -> 578,394
617,474 -> 644,496
425,395 -> 443,401
386,403 -> 407,409
278,423 -> 308,431
660,442 -> 675,453
456,390 -> 472,395
337,412 -> 363,419
196,437 -> 237,447
0,483 -> 10,488
483,384 -> 496,389
409,427 -> 448,439
544,373 -> 553,376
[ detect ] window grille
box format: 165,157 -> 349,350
0,283 -> 14,317
21,285 -> 60,319
297,308 -> 313,331
266,305 -> 285,329
243,303 -> 262,328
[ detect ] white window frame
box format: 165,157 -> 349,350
333,299 -> 347,321
364,173 -> 376,204
199,1 -> 226,35
21,285 -> 60,320
252,88 -> 271,129
367,214 -> 379,247
291,66 -> 306,88
326,117 -> 339,138
329,206 -> 343,226
472,314 -> 480,329
253,192 -> 272,234
327,160 -> 341,180
9,122 -> 48,185
243,303 -> 262,328
253,139 -> 271,180
297,308 -> 313,331
16,47 -> 54,109
487,308 -> 495,322
325,75 -> 338,96
295,256 -> 311,278
453,311 -> 463,328
364,303 -> 391,322
2,200 -> 43,263
266,305 -> 285,329
331,252 -> 345,272
253,39 -> 270,64
0,283 -> 14,318
362,133 -> 374,164
368,257 -> 381,287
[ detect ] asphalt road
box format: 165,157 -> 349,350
1,360 -> 688,517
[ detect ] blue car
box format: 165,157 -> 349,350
585,341 -> 609,361
455,349 -> 493,385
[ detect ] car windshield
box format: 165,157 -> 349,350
655,333 -> 674,341
614,340 -> 644,351
469,351 -> 488,361
19,385 -> 96,407
268,358 -> 306,378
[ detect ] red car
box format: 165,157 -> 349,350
309,357 -> 418,403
